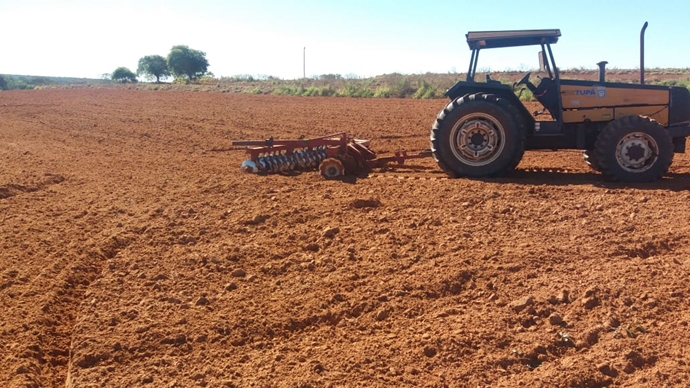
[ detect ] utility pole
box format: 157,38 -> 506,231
303,47 -> 306,79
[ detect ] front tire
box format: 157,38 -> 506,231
430,93 -> 525,178
593,115 -> 673,182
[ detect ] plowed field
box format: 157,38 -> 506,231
2,89 -> 690,387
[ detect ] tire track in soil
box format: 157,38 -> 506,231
62,232 -> 139,388
6,255 -> 103,387
2,229 -> 136,388
0,174 -> 65,200
0,173 -> 142,387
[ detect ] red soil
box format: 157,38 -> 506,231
2,89 -> 690,387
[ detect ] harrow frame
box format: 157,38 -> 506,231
232,132 -> 432,178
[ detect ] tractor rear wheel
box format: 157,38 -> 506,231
593,115 -> 673,182
430,93 -> 525,178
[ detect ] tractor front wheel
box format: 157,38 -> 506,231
593,115 -> 673,182
430,93 -> 525,178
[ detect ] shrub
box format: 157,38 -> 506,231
319,85 -> 335,96
336,83 -> 358,97
390,77 -> 413,98
337,82 -> 374,98
302,86 -> 322,96
274,85 -> 305,96
413,80 -> 436,99
359,88 -> 374,98
374,87 -> 391,98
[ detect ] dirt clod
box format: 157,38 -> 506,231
597,362 -> 617,377
510,296 -> 534,313
303,243 -> 320,252
548,313 -> 563,325
231,269 -> 246,278
557,290 -> 570,304
582,296 -> 600,310
323,227 -> 340,238
375,309 -> 391,321
423,346 -> 437,358
350,198 -> 381,209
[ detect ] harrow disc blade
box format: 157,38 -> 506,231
240,160 -> 259,173
258,157 -> 269,172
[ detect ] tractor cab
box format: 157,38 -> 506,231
446,29 -> 562,122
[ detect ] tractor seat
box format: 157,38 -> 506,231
532,78 -> 559,117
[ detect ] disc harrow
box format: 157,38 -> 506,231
232,132 -> 431,179
247,147 -> 328,174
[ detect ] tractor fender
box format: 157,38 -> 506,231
445,81 -> 535,132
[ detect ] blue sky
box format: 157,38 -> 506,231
2,0 -> 689,79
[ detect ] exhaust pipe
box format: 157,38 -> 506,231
597,61 -> 608,83
640,21 -> 648,85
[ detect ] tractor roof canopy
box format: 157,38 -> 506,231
466,29 -> 561,50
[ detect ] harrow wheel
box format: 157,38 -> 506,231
319,158 -> 345,179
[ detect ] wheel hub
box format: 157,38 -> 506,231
625,144 -> 646,162
450,114 -> 504,166
616,132 -> 658,172
469,132 -> 488,149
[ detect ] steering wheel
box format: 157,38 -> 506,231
515,72 -> 536,92
516,72 -> 531,86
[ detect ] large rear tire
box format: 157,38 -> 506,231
593,115 -> 673,182
430,93 -> 525,178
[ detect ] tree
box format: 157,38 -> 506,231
167,45 -> 209,80
0,75 -> 7,90
111,67 -> 138,83
137,55 -> 171,83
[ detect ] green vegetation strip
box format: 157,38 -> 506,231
3,70 -> 690,101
